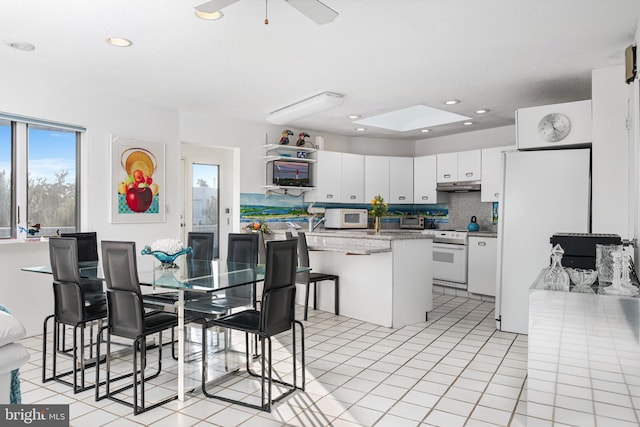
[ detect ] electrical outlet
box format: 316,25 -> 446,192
308,207 -> 325,214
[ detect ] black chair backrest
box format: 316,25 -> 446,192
188,232 -> 214,261
296,232 -> 311,283
186,232 -> 214,281
260,239 -> 298,336
49,237 -> 82,284
101,241 -> 145,339
53,281 -> 84,325
227,233 -> 259,264
61,232 -> 98,262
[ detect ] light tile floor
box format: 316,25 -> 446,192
18,293 -> 528,426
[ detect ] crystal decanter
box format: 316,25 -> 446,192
544,244 -> 570,291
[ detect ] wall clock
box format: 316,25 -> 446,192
537,113 -> 571,142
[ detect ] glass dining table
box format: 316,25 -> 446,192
22,258 -> 310,401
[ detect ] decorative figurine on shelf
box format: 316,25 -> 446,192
279,130 -> 294,145
18,223 -> 41,237
296,132 -> 310,147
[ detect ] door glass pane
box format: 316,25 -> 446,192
27,125 -> 77,235
192,163 -> 219,258
0,120 -> 11,238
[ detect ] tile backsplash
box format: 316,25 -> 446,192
445,192 -> 497,232
240,191 -> 497,232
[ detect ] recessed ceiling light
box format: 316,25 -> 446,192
106,37 -> 133,47
463,121 -> 474,126
195,9 -> 224,20
475,109 -> 490,114
348,115 -> 361,119
5,41 -> 35,51
444,99 -> 460,105
420,129 -> 431,133
355,127 -> 367,132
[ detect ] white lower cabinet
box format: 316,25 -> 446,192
467,236 -> 497,296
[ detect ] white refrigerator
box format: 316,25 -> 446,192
496,148 -> 591,334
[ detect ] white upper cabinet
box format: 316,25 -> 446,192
305,150 -> 341,202
414,155 -> 447,204
389,157 -> 414,203
436,152 -> 458,183
437,150 -> 481,183
364,155 -> 390,201
340,152 -> 365,203
457,150 -> 481,181
480,146 -> 515,202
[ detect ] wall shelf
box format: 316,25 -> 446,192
263,144 -> 317,196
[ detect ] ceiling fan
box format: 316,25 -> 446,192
194,0 -> 338,25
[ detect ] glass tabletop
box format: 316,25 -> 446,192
22,260 -> 310,293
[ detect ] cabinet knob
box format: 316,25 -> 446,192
399,196 -> 406,200
494,192 -> 499,197
422,196 -> 429,200
465,172 -> 473,177
478,241 -> 486,246
326,194 -> 333,199
350,195 -> 356,200
444,174 -> 451,178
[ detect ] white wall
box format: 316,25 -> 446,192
414,125 -> 516,155
0,70 -> 181,334
591,65 -> 631,238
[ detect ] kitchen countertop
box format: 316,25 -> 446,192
270,229 -> 432,254
468,231 -> 498,238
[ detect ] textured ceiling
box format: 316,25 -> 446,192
1,0 -> 638,140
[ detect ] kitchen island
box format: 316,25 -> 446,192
276,230 -> 433,328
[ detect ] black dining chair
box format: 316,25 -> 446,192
96,241 -> 178,415
296,232 -> 339,320
202,239 -> 305,412
42,237 -> 108,393
211,233 -> 260,312
60,232 -> 104,306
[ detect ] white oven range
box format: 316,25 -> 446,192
422,229 -> 468,290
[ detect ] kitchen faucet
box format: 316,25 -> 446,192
308,214 -> 326,232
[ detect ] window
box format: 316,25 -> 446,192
192,163 -> 219,258
0,114 -> 82,239
0,120 -> 12,238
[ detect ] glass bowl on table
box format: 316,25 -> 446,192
141,245 -> 193,270
567,268 -> 598,294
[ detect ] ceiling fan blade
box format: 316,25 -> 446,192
194,0 -> 241,14
284,0 -> 338,25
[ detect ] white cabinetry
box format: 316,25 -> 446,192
468,236 -> 497,296
389,157 -> 413,203
312,150 -> 341,202
340,152 -> 365,203
480,146 -> 515,202
414,155 -> 447,204
364,155 -> 390,201
436,152 -> 458,183
436,150 -> 481,183
458,150 -> 481,181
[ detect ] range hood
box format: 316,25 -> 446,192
436,180 -> 481,192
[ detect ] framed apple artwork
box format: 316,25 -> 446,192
110,136 -> 166,223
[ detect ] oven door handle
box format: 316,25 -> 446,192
433,243 -> 466,250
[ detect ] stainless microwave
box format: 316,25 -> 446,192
400,215 -> 424,229
324,208 -> 368,229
